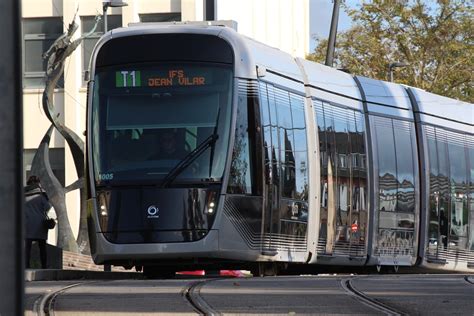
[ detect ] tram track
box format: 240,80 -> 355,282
182,278 -> 222,315
464,275 -> 474,285
32,277 -> 224,315
33,281 -> 92,316
341,277 -> 407,316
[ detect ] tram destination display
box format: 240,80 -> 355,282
115,66 -> 213,88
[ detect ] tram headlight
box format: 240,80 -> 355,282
205,192 -> 217,215
100,204 -> 107,216
98,194 -> 108,217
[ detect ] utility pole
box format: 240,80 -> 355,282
0,0 -> 24,315
325,0 -> 342,67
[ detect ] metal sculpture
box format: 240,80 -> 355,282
30,14 -> 101,252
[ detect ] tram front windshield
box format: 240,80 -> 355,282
91,63 -> 233,185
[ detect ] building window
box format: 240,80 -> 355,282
23,17 -> 63,88
139,13 -> 181,23
81,15 -> 122,85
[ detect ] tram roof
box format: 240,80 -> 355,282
105,23 -> 304,84
296,58 -> 362,101
98,24 -> 472,128
408,87 -> 473,131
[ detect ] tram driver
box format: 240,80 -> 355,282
149,129 -> 189,161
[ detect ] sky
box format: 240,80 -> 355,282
309,0 -> 359,52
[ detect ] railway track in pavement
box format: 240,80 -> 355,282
341,276 -> 407,316
182,278 -> 222,315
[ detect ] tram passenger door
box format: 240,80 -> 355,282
259,83 -> 280,254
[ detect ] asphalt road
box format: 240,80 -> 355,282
25,274 -> 474,315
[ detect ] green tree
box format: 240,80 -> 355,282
307,0 -> 473,103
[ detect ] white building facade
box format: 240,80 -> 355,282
21,0 -> 310,244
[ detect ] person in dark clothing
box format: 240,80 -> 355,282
149,129 -> 189,160
25,176 -> 52,269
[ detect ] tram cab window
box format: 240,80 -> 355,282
92,63 -> 233,183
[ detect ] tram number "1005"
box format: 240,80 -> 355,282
98,173 -> 114,181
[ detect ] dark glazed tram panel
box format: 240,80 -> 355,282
97,186 -> 219,243
90,33 -> 234,244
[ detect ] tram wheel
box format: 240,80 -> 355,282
251,263 -> 279,277
376,265 -> 398,274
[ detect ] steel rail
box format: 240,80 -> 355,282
464,275 -> 474,285
341,277 -> 407,316
183,278 -> 222,315
34,281 -> 94,316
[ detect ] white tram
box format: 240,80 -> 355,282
86,23 -> 473,276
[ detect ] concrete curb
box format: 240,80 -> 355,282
25,269 -> 142,281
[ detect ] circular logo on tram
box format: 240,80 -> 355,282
147,205 -> 159,218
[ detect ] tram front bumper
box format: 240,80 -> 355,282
91,229 -> 220,264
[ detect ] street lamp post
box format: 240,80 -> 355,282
388,62 -> 408,82
102,0 -> 128,32
325,0 -> 342,67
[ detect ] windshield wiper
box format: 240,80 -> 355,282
208,108 -> 220,177
160,109 -> 220,188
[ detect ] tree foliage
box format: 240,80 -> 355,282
307,0 -> 473,102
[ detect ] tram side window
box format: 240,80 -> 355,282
447,131 -> 468,239
290,94 -> 308,201
393,120 -> 416,213
373,117 -> 397,213
314,101 -> 368,242
257,83 -> 308,201
228,81 -> 253,194
259,82 -> 272,185
353,112 -> 367,213
427,126 -> 470,250
332,105 -> 351,226
371,116 -> 418,256
426,126 -> 442,246
469,145 -> 474,251
372,116 -> 418,215
274,88 -> 296,198
351,111 -> 368,237
434,128 -> 450,247
259,82 -> 281,188
314,101 -> 327,209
